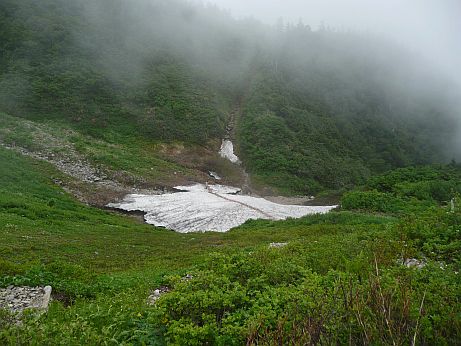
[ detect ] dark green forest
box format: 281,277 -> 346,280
1,0 -> 459,194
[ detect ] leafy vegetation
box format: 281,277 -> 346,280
0,0 -> 232,143
0,145 -> 460,344
0,0 -> 460,344
239,45 -> 457,194
1,0 -> 459,193
342,165 -> 461,214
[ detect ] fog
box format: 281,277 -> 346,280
1,0 -> 460,160
199,0 -> 461,158
202,0 -> 461,87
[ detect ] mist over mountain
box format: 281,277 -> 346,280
204,0 -> 461,83
2,1 -> 461,343
0,0 -> 459,193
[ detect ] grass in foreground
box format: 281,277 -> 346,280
0,147 -> 459,344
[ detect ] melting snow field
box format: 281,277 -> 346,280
219,140 -> 241,164
108,184 -> 337,233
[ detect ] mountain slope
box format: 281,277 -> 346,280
0,0 -> 459,194
239,53 -> 456,193
0,144 -> 460,344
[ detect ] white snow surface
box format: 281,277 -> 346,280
108,183 -> 337,233
219,140 -> 241,164
175,184 -> 241,194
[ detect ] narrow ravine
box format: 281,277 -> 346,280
219,99 -> 252,194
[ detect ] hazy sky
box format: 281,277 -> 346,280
197,0 -> 461,85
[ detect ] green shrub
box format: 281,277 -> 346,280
341,190 -> 406,213
153,247 -> 461,345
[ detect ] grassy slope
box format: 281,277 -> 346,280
0,146 -> 392,276
0,1 -> 459,342
0,146 -> 459,344
0,112 -> 247,196
0,147 -> 204,273
0,146 -> 403,343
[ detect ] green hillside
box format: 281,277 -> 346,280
0,136 -> 460,344
0,0 -> 458,194
1,0 -> 461,344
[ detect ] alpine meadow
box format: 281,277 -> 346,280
0,0 -> 460,344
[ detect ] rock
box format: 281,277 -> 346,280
269,242 -> 288,249
42,286 -> 52,310
147,286 -> 171,306
0,286 -> 53,315
399,258 -> 426,269
147,295 -> 160,305
183,274 -> 194,280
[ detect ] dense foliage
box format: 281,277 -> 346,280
0,0 -> 459,193
0,148 -> 460,344
239,31 -> 458,193
1,0 -> 460,343
0,0 -> 235,142
342,165 -> 461,213
144,167 -> 461,344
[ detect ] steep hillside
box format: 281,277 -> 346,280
1,1 -> 461,343
240,44 -> 457,193
0,0 -> 237,143
0,0 -> 458,194
1,143 -> 460,344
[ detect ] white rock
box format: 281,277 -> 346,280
400,258 -> 426,269
209,171 -> 222,180
269,242 -> 288,248
41,286 -> 52,310
0,286 -> 52,314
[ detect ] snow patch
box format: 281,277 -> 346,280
175,183 -> 241,194
219,140 -> 240,164
108,183 -> 337,233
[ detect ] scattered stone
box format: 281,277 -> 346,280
147,274 -> 194,306
0,286 -> 52,315
398,258 -> 426,269
209,171 -> 222,180
147,286 -> 171,305
269,242 -> 288,249
1,129 -> 164,207
183,274 -> 194,281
